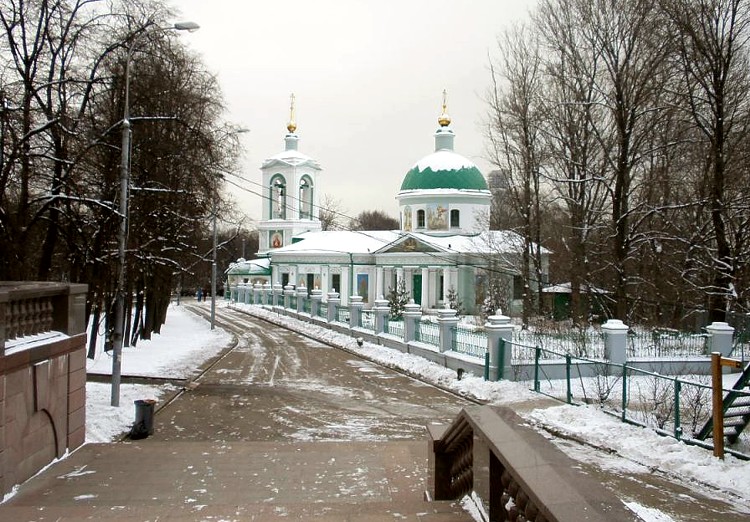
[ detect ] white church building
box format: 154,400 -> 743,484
227,96 -> 548,315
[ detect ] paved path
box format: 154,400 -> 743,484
2,304 -> 750,520
0,305 -> 475,521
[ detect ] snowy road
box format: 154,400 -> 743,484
152,305 -> 472,443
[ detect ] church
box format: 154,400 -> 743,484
227,94 -> 548,315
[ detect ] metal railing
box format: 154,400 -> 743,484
415,321 -> 440,346
318,302 -> 328,319
336,305 -> 350,324
361,310 -> 375,331
511,340 -> 748,457
451,325 -> 486,358
386,318 -> 404,338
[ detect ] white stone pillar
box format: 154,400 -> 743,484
402,300 -> 422,343
442,267 -> 451,305
421,267 -> 430,310
376,266 -> 384,299
706,322 -> 735,357
341,266 -> 350,306
437,306 -> 458,353
485,310 -> 514,380
602,319 -> 629,365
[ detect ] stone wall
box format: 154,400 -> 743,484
0,282 -> 87,497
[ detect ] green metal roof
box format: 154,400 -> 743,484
400,152 -> 488,191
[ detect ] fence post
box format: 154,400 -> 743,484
485,310 -> 513,381
253,283 -> 261,305
602,319 -> 629,364
262,282 -> 271,306
402,300 -> 422,343
283,284 -> 295,310
437,306 -> 458,353
244,284 -> 252,305
272,282 -> 283,307
327,291 -> 340,324
296,286 -> 307,314
674,379 -> 682,440
349,295 -> 364,328
565,354 -> 572,404
706,321 -> 735,356
310,288 -> 323,317
373,296 -> 390,334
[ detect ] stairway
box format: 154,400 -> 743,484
696,361 -> 750,444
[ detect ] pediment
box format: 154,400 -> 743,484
376,235 -> 442,254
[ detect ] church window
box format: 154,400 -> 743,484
450,209 -> 460,228
299,176 -> 313,219
332,274 -> 341,293
417,209 -> 425,228
270,175 -> 287,219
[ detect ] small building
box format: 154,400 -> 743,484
228,94 -> 549,315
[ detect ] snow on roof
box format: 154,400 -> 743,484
269,229 -> 549,257
413,150 -> 477,171
226,257 -> 271,275
262,149 -> 320,169
271,230 -> 400,255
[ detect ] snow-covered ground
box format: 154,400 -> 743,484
84,301 -> 750,516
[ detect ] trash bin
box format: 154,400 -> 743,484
131,399 -> 156,439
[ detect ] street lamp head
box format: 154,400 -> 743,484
173,21 -> 200,32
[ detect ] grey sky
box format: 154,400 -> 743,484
173,0 -> 535,223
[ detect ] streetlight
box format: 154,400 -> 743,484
112,21 -> 199,407
211,127 -> 249,330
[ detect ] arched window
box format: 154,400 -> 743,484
417,209 -> 426,229
299,176 -> 313,219
450,209 -> 460,228
270,175 -> 286,219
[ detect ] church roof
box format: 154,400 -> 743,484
400,150 -> 487,191
226,257 -> 271,276
261,146 -> 321,170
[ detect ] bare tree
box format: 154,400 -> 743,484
318,193 -> 346,231
663,0 -> 750,321
349,209 -> 399,231
487,23 -> 548,325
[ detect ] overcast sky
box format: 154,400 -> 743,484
172,0 -> 535,223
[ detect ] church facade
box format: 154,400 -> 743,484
227,96 -> 548,315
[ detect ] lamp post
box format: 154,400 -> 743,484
111,21 -> 199,407
211,127 -> 249,330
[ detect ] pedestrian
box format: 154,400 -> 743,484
197,288 -> 203,302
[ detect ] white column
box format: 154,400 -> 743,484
376,266 -> 384,299
421,267 -> 429,310
341,265 -> 350,306
404,268 -> 413,296
396,267 -> 404,286
443,267 -> 451,303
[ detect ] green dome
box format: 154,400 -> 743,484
400,150 -> 487,191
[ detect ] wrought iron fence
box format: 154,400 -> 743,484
336,305 -> 350,324
319,302 -> 328,319
415,321 -> 440,346
386,318 -> 404,338
361,310 -> 375,331
303,298 -> 311,314
627,328 -> 709,358
289,295 -> 297,310
451,325 -> 486,358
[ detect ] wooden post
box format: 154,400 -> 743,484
711,352 -> 743,459
711,352 -> 724,459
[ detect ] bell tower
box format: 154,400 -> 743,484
257,94 -> 322,254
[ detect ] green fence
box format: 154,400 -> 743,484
415,321 -> 439,346
514,341 -> 720,444
452,325 -> 486,358
386,318 -> 404,338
